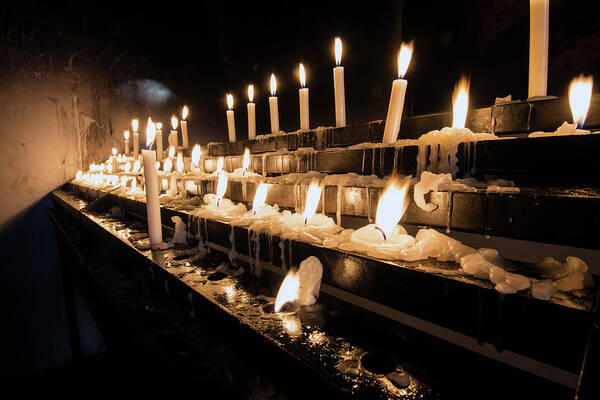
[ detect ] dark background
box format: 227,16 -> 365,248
3,0 -> 600,145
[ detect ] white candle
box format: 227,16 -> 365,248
333,37 -> 346,128
528,0 -> 549,99
142,120 -> 162,246
247,84 -> 256,140
156,122 -> 163,161
382,41 -> 413,144
132,118 -> 139,158
169,116 -> 179,148
181,105 -> 189,148
226,93 -> 236,142
124,130 -> 130,155
298,63 -> 310,131
269,74 -> 280,134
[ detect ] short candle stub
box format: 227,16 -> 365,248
374,225 -> 387,241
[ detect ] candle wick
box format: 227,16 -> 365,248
304,217 -> 308,225
374,225 -> 387,241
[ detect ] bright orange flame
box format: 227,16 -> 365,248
569,75 -> 593,128
397,40 -> 413,79
112,148 -> 117,156
176,152 -> 184,173
133,159 -> 141,172
124,162 -> 131,173
163,158 -> 173,173
124,130 -> 130,140
226,93 -> 234,110
452,77 -> 470,129
334,37 -> 342,65
274,270 -> 300,313
168,146 -> 175,158
242,148 -> 250,171
375,179 -> 410,237
303,179 -> 322,222
156,122 -> 163,130
192,144 -> 202,167
217,156 -> 224,172
132,119 -> 139,133
252,182 -> 269,213
299,63 -> 306,87
146,118 -> 156,148
270,74 -> 277,96
216,171 -> 228,205
171,115 -> 178,130
182,105 -> 189,120
248,84 -> 254,102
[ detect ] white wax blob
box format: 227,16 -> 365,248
171,216 -> 187,244
529,121 -> 591,137
296,256 -> 323,306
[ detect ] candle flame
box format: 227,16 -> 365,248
248,84 -> 254,102
176,152 -> 184,173
334,37 -> 342,66
124,162 -> 131,173
76,170 -> 83,180
132,118 -> 139,133
156,122 -> 162,130
226,93 -> 234,110
124,130 -> 130,140
146,117 -> 156,148
274,270 -> 300,313
171,115 -> 178,130
217,156 -> 224,172
216,171 -> 228,206
112,148 -> 117,156
270,74 -> 277,96
133,159 -> 141,172
168,146 -> 175,159
375,179 -> 410,238
182,105 -> 189,120
452,77 -> 470,129
192,144 -> 202,167
131,178 -> 136,192
242,148 -> 250,171
156,161 -> 160,170
252,182 -> 269,214
303,179 -> 322,222
163,158 -> 173,173
397,40 -> 413,79
299,63 -> 306,87
107,163 -> 113,173
569,75 -> 593,128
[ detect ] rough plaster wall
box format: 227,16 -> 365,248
0,59 -> 119,374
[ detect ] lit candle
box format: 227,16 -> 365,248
226,93 -> 236,142
382,41 -> 413,144
132,118 -> 139,158
333,37 -> 346,127
156,122 -> 163,161
169,116 -> 179,148
247,84 -> 256,139
242,147 -> 250,175
269,74 -> 280,134
298,63 -> 310,131
181,105 -> 189,148
124,130 -> 130,155
141,119 -> 163,246
528,0 -> 549,99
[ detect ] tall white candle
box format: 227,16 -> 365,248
226,93 -> 236,142
333,37 -> 346,128
181,105 -> 189,148
299,63 -> 310,131
124,130 -> 130,155
247,84 -> 256,140
142,120 -> 162,246
382,41 -> 413,144
156,122 -> 163,161
528,0 -> 549,99
269,74 -> 280,134
169,116 -> 179,148
132,118 -> 139,158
